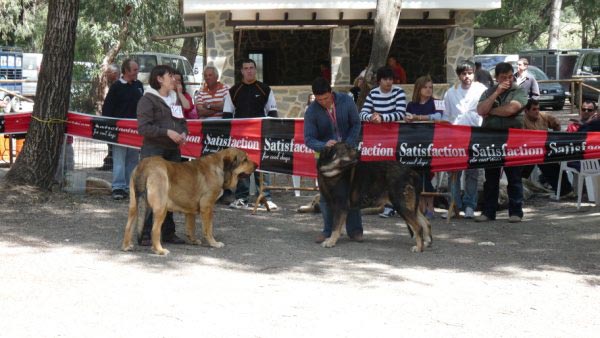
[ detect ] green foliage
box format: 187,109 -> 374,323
0,0 -> 47,50
75,0 -> 183,63
475,0 -> 600,52
475,0 -> 553,53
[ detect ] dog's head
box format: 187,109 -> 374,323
317,142 -> 359,178
221,148 -> 257,189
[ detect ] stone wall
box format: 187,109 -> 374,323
349,28 -> 447,83
234,30 -> 330,85
205,11 -> 235,87
445,11 -> 475,84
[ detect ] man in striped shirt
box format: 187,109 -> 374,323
195,65 -> 230,119
360,66 -> 407,123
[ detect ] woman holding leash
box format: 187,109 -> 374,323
136,65 -> 189,246
405,75 -> 443,219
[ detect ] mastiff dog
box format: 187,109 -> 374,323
121,147 -> 256,255
317,142 -> 432,252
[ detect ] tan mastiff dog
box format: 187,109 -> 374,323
121,148 -> 256,255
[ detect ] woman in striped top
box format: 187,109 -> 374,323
359,66 -> 407,123
360,66 -> 407,219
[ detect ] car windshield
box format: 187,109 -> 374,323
525,66 -> 549,81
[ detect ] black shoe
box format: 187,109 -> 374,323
163,233 -> 185,244
138,234 -> 152,246
112,189 -> 128,200
218,193 -> 236,205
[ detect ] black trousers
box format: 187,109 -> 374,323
139,144 -> 181,239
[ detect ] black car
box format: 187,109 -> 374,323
489,64 -> 566,110
573,49 -> 600,104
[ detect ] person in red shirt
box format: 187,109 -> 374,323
173,70 -> 196,119
387,56 -> 407,84
567,100 -> 598,132
320,61 -> 331,83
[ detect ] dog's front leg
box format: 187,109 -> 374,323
200,207 -> 224,248
322,211 -> 347,248
184,213 -> 200,245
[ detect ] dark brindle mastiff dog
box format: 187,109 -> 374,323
121,148 -> 256,255
317,142 -> 432,252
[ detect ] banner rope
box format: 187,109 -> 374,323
30,115 -> 67,135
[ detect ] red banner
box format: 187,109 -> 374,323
2,111 -> 600,178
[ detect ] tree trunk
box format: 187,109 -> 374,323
357,0 -> 403,109
180,36 -> 200,65
5,0 -> 80,189
547,0 -> 563,49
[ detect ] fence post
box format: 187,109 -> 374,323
55,137 -> 67,188
571,80 -> 575,114
578,80 -> 583,111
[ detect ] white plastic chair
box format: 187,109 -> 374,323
576,160 -> 600,209
556,161 -> 581,200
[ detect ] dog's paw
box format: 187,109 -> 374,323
208,241 -> 225,248
153,248 -> 170,255
321,239 -> 336,248
411,245 -> 423,253
424,238 -> 433,248
121,244 -> 134,252
188,238 -> 201,245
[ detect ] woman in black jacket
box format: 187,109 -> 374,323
137,65 -> 188,246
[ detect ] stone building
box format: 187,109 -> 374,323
183,0 -> 502,117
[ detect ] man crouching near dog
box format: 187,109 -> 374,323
303,77 -> 364,244
136,65 -> 188,246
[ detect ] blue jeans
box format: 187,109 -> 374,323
111,145 -> 139,191
450,169 -> 479,210
319,192 -> 363,237
481,166 -> 523,219
235,172 -> 272,200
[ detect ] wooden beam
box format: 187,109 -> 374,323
225,19 -> 456,27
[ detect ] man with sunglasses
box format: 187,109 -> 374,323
567,100 -> 598,132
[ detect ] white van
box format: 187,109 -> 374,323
127,52 -> 200,97
22,52 -> 43,96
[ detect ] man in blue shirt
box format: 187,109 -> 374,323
304,77 -> 363,243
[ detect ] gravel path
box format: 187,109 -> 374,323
1,178 -> 599,337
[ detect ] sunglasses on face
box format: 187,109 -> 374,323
582,108 -> 595,113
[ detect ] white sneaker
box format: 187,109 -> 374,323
464,207 -> 475,219
266,200 -> 278,210
229,198 -> 248,209
379,206 -> 396,218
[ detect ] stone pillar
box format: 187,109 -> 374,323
330,26 -> 351,86
446,11 -> 475,83
205,11 -> 235,87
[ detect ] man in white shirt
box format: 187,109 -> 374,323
442,61 -> 487,219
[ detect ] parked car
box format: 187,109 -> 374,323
489,63 -> 566,110
474,54 -> 519,71
22,52 -> 43,96
193,55 -> 204,83
1,46 -> 23,113
572,49 -> 600,103
123,52 -> 200,97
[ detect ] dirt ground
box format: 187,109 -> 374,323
1,164 -> 599,338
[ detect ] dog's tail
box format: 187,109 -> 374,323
130,164 -> 150,240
